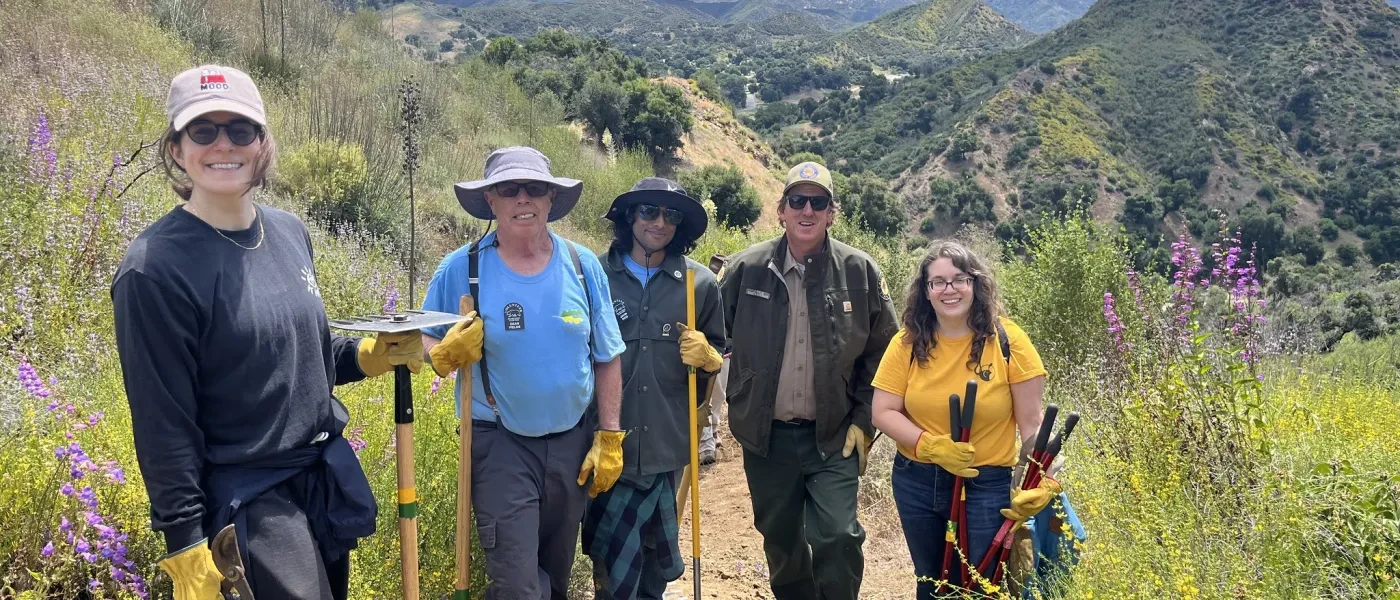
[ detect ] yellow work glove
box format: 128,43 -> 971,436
428,312 -> 484,377
840,425 -> 873,476
576,429 -> 626,498
676,323 -> 723,372
916,432 -> 980,478
156,540 -> 223,600
357,331 -> 424,377
1000,476 -> 1063,528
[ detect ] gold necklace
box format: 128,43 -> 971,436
188,202 -> 264,250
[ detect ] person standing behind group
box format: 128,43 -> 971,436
583,177 -> 725,599
420,146 -> 627,600
870,240 -> 1059,598
698,253 -> 729,465
719,162 -> 898,600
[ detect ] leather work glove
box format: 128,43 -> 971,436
577,429 -> 626,498
357,331 -> 424,377
428,312 -> 484,377
1000,476 -> 1063,528
676,323 -> 723,372
157,540 -> 222,600
841,425 -> 874,476
916,432 -> 980,478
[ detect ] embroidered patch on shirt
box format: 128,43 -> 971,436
613,299 -> 630,322
560,308 -> 585,325
505,303 -> 525,330
745,288 -> 771,300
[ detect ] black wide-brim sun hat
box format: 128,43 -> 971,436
453,146 -> 583,222
603,177 -> 708,241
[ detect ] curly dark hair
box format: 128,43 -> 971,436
901,240 -> 1004,371
608,204 -> 699,257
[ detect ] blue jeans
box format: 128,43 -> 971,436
891,454 -> 1012,599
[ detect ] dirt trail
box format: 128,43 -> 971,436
663,428 -> 915,599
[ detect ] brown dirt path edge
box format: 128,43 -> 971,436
663,428 -> 914,599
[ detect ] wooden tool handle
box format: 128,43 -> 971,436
455,295 -> 475,599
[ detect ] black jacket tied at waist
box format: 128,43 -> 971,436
203,434 -> 377,575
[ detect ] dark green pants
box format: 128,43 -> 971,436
742,421 -> 864,600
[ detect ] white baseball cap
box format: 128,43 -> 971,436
165,65 -> 267,131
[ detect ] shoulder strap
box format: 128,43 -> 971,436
468,240 -> 498,412
564,241 -> 594,351
997,319 -> 1010,365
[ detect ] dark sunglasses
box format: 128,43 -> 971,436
784,194 -> 831,212
184,120 -> 263,146
633,203 -> 684,226
492,181 -> 553,198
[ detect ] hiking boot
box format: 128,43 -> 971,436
699,449 -> 717,465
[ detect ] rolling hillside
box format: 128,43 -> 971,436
783,0 -> 1400,266
835,0 -> 1035,70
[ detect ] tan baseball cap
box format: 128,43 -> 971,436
166,65 -> 267,131
783,161 -> 835,199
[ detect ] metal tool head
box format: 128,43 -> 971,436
329,310 -> 469,334
211,524 -> 255,600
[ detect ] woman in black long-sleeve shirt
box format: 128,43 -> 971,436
111,64 -> 420,599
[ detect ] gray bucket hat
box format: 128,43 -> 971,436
453,146 -> 583,222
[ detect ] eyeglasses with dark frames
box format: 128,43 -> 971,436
927,276 -> 975,293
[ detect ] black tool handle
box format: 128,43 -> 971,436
1046,412 -> 1080,457
394,364 -> 414,424
948,394 -> 961,440
960,381 -> 978,441
1034,404 -> 1059,455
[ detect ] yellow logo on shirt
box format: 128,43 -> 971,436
560,309 -> 586,325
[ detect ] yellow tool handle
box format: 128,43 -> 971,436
685,269 -> 702,594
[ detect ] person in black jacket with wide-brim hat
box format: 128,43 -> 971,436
584,177 -> 726,599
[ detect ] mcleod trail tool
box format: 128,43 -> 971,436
210,524 -> 255,600
455,296 -> 476,600
329,310 -> 470,600
682,269 -> 703,598
977,407 -> 1081,590
938,379 -> 979,593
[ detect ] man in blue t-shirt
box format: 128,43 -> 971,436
421,147 -> 626,599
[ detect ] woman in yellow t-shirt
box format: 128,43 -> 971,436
871,240 -> 1058,596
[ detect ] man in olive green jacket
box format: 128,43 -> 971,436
718,162 -> 898,600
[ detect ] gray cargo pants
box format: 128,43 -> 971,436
472,418 -> 591,600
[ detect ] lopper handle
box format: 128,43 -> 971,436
1045,412 -> 1080,458
1034,404 -> 1059,455
960,380 -> 978,441
948,394 -> 962,440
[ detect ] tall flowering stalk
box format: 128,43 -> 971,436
1103,292 -> 1130,354
1169,235 -> 1206,344
23,362 -> 149,598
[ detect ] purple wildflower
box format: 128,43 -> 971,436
1104,292 -> 1131,353
27,113 -> 58,184
41,541 -> 54,557
347,427 -> 367,454
18,360 -> 52,399
60,482 -> 75,496
384,286 -> 400,313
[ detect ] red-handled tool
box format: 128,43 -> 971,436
937,379 -> 979,592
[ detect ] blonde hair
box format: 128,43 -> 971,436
159,125 -> 277,201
